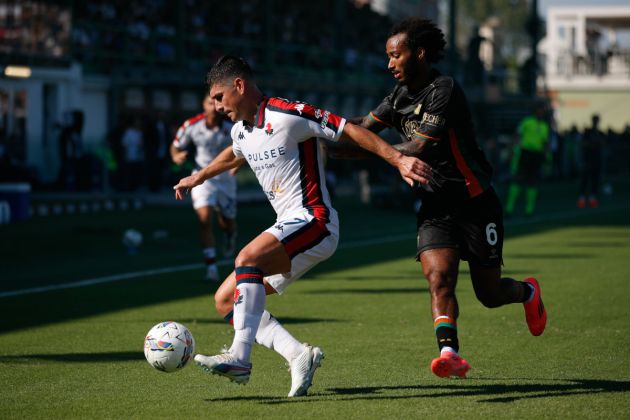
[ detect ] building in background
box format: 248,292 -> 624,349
539,5 -> 630,131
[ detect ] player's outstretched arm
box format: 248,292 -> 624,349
173,145 -> 244,200
327,114 -> 389,159
170,144 -> 188,165
340,122 -> 432,186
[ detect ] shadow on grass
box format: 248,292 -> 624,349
176,316 -> 340,325
0,351 -> 143,363
305,287 -> 428,295
506,253 -> 593,259
202,379 -> 629,404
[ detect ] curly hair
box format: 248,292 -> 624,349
388,18 -> 446,64
206,55 -> 253,89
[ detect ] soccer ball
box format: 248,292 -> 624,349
123,229 -> 143,248
143,321 -> 195,373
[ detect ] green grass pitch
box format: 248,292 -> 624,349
1,182 -> 629,419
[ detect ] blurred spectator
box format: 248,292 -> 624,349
505,104 -> 550,216
144,112 -> 171,192
121,117 -> 144,191
577,114 -> 605,208
465,26 -> 486,87
57,110 -> 84,190
563,125 -> 581,179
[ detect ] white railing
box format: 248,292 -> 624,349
552,49 -> 630,78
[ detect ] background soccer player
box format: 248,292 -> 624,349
335,18 -> 547,378
173,55 -> 432,397
505,103 -> 551,216
171,94 -> 237,281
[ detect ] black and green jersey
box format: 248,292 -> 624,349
370,70 -> 493,204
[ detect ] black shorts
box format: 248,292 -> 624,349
416,188 -> 503,268
517,149 -> 544,181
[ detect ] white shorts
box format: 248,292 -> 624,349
264,211 -> 339,294
191,180 -> 237,219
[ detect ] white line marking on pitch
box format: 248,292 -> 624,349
1,204 -> 627,298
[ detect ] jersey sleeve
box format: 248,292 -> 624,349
298,108 -> 346,142
369,93 -> 395,127
414,80 -> 453,141
230,124 -> 244,158
266,98 -> 346,143
172,121 -> 192,149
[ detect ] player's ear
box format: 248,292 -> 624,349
234,78 -> 245,94
417,48 -> 426,61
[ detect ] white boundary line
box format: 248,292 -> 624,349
1,204 -> 627,299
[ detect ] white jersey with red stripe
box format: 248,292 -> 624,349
173,114 -> 236,197
231,97 -> 346,222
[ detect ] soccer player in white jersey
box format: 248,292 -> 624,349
173,56 -> 432,397
171,94 -> 237,281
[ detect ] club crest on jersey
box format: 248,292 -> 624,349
402,118 -> 422,140
265,122 -> 274,135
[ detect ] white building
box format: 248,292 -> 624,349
539,5 -> 630,131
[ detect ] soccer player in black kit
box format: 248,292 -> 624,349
339,18 -> 547,378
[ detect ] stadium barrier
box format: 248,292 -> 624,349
0,201 -> 10,224
0,183 -> 31,223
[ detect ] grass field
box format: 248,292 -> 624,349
1,180 -> 630,419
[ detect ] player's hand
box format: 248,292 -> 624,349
172,150 -> 188,165
173,174 -> 202,200
397,156 -> 432,187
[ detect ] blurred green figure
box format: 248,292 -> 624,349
505,104 -> 550,216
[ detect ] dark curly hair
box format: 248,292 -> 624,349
206,55 -> 253,89
388,18 -> 446,64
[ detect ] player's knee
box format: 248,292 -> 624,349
426,274 -> 456,299
234,248 -> 258,267
475,291 -> 503,308
214,289 -> 232,314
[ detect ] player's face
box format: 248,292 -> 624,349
209,79 -> 243,122
386,33 -> 421,85
203,96 -> 222,125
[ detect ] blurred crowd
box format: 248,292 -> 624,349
71,0 -> 391,73
0,1 -> 70,58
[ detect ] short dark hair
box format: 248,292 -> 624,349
388,18 -> 446,64
206,55 -> 253,89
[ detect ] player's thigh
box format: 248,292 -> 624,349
195,205 -> 214,224
265,232 -> 338,294
236,232 -> 291,275
263,212 -> 339,294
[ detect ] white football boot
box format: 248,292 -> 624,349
287,344 -> 324,397
194,352 -> 252,384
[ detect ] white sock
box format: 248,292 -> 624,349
230,281 -> 265,363
255,310 -> 305,362
441,346 -> 457,355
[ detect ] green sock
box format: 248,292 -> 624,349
506,184 -> 520,214
525,187 -> 538,215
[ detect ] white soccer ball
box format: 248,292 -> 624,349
143,321 -> 195,373
123,229 -> 143,248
